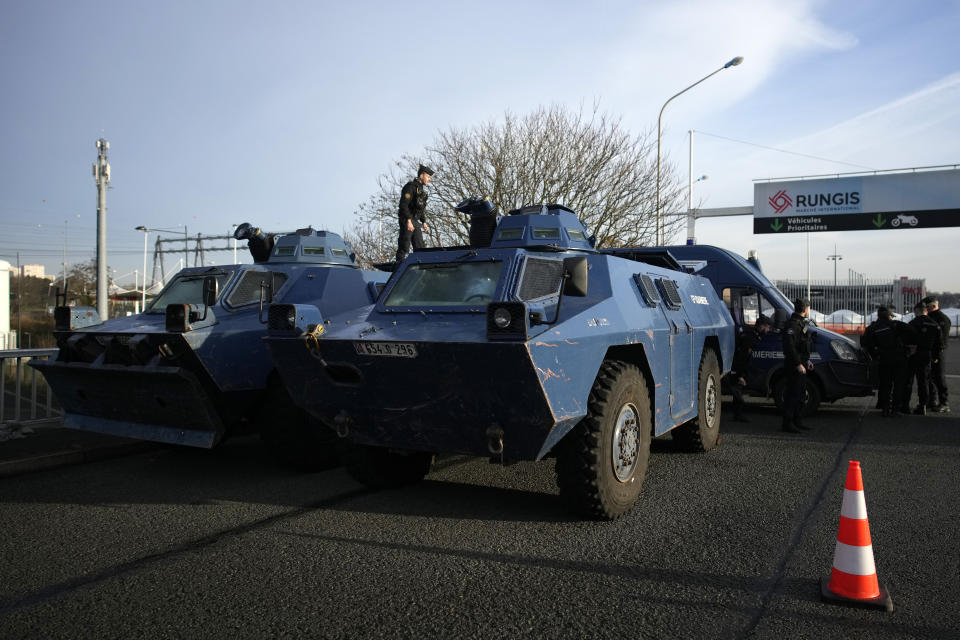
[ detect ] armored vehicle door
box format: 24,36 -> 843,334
657,278 -> 696,419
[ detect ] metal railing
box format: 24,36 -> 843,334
1,348 -> 61,429
775,276 -> 930,335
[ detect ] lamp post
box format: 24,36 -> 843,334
827,244 -> 843,288
135,225 -> 185,307
657,55 -> 743,245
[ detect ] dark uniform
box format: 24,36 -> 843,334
861,309 -> 914,416
905,310 -> 941,413
726,317 -> 770,421
782,306 -> 812,432
926,303 -> 951,412
395,165 -> 433,262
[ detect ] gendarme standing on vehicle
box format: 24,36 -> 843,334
395,164 -> 434,262
781,298 -> 814,434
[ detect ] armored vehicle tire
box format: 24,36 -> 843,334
672,349 -> 722,452
343,444 -> 434,490
555,360 -> 652,520
772,375 -> 822,417
259,379 -> 340,472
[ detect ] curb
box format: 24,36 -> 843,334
0,441 -> 156,479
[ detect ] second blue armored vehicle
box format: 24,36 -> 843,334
32,225 -> 386,469
265,200 -> 735,519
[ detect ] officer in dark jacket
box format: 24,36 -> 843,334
781,298 -> 814,433
922,296 -> 951,413
861,306 -> 914,416
726,314 -> 772,422
395,164 -> 434,262
904,302 -> 942,414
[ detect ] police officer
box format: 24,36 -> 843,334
726,314 -> 772,422
861,306 -> 914,416
395,164 -> 434,262
922,296 -> 951,413
904,301 -> 941,414
782,298 -> 814,433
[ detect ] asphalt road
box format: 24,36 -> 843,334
1,379 -> 958,639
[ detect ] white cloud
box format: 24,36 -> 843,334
602,0 -> 858,123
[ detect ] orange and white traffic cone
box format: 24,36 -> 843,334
821,460 -> 893,611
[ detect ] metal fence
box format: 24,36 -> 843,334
0,348 -> 61,430
774,275 -> 932,334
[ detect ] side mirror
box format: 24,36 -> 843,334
563,257 -> 588,297
202,276 -> 219,307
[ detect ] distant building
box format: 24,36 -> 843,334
20,264 -> 55,281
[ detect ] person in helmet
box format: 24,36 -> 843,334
395,164 -> 434,262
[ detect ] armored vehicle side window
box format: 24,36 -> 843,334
384,262 -> 502,307
303,247 -> 324,255
532,228 -> 560,239
332,248 -> 348,257
567,229 -> 586,241
517,258 -> 564,301
227,271 -> 289,307
498,228 -> 523,240
634,274 -> 660,306
275,246 -> 295,256
146,273 -> 233,312
658,279 -> 683,309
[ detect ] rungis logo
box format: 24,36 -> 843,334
768,189 -> 793,214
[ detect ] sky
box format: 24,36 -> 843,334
1,0 -> 959,291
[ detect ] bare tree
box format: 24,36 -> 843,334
346,104 -> 689,263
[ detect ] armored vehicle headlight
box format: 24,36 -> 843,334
486,302 -> 527,340
830,339 -> 858,361
267,304 -> 298,331
493,307 -> 512,329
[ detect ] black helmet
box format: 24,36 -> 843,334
417,164 -> 434,177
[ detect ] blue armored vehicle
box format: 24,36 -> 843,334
654,245 -> 873,415
264,200 -> 735,519
32,224 -> 386,469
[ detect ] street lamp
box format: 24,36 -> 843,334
656,55 -> 743,245
135,225 -> 185,307
827,244 -> 843,287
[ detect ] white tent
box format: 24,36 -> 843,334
826,309 -> 864,325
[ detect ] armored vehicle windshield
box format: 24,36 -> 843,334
145,271 -> 235,313
383,261 -> 503,307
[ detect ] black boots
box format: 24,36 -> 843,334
781,418 -> 803,434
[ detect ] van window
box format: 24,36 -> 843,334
722,287 -> 774,327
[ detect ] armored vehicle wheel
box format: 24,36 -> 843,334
259,379 -> 339,471
772,375 -> 822,417
555,361 -> 651,520
343,445 -> 434,490
672,349 -> 721,452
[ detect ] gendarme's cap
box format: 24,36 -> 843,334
792,297 -> 810,312
418,164 -> 434,177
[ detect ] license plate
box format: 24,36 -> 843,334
353,342 -> 418,358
